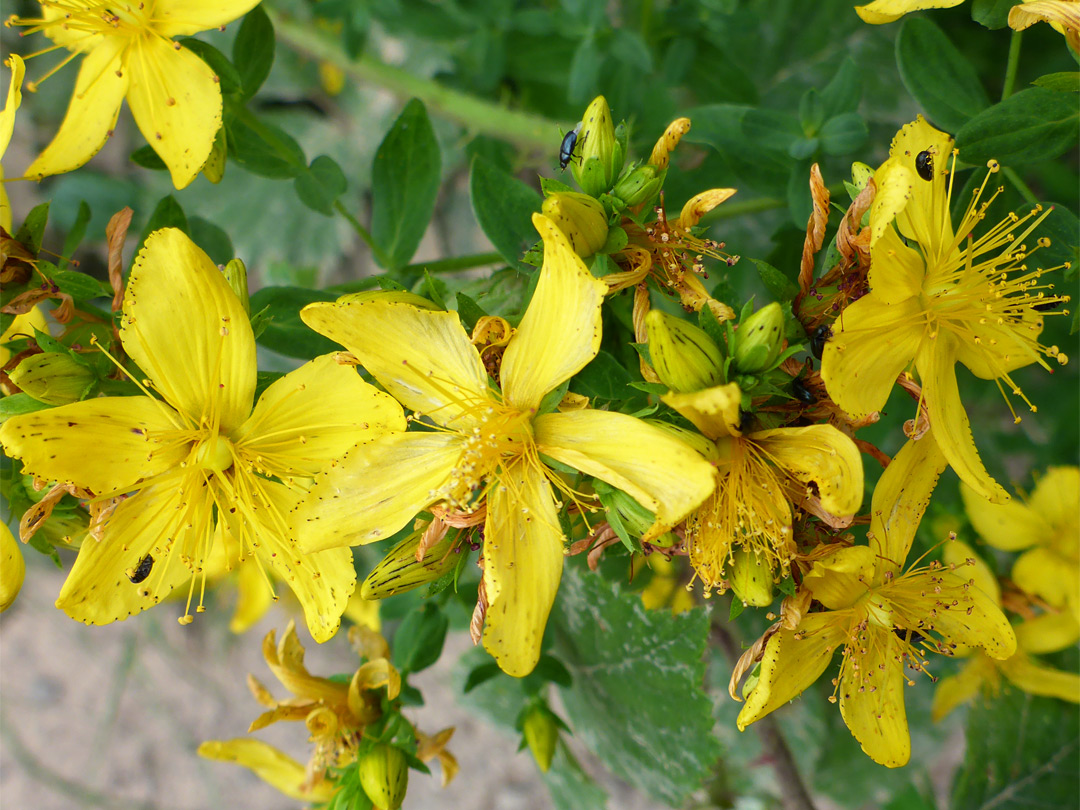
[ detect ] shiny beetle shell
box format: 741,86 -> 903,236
128,554 -> 154,584
559,122 -> 583,170
915,150 -> 934,182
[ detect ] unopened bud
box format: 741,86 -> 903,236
612,164 -> 664,208
645,310 -> 725,393
222,258 -> 249,313
851,161 -> 874,191
728,549 -> 774,607
203,126 -> 226,184
732,303 -> 785,374
10,353 -> 94,405
358,744 -> 408,810
541,191 -> 609,258
0,523 -> 24,612
523,705 -> 559,773
571,96 -> 624,196
361,530 -> 457,600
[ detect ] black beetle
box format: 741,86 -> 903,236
559,122 -> 583,170
128,554 -> 154,584
915,150 -> 934,182
792,377 -> 816,404
810,324 -> 832,360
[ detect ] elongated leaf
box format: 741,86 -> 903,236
233,6 -> 275,102
294,155 -> 348,216
371,99 -> 441,270
469,157 -> 541,271
248,286 -> 339,359
957,87 -> 1080,165
226,107 -> 307,178
552,568 -> 720,805
896,17 -> 990,132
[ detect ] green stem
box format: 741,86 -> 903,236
268,9 -> 565,154
703,184 -> 846,223
1002,30 -> 1022,101
406,251 -> 504,274
1002,165 -> 1038,204
332,199 -> 389,267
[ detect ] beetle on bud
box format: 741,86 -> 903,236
571,96 -> 625,197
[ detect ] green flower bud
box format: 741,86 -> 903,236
732,303 -> 785,375
10,353 -> 95,405
612,164 -> 664,208
851,161 -> 874,191
571,96 -> 625,197
541,191 -> 609,258
222,258 -> 249,314
361,529 -> 457,600
523,705 -> 559,773
728,549 -> 775,607
645,310 -> 725,393
358,744 -> 408,810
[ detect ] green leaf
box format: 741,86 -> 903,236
896,17 -> 990,132
233,6 -> 275,102
139,196 -> 187,248
742,109 -> 803,153
1019,201 -> 1080,273
180,38 -> 241,95
226,107 -> 306,178
129,145 -> 167,171
371,99 -> 441,271
15,202 -> 49,255
392,603 -> 449,675
463,661 -> 502,693
750,258 -> 799,301
820,57 -> 862,118
1033,72 -> 1080,93
567,34 -> 601,105
187,217 -> 234,265
799,89 -> 825,134
294,155 -> 348,216
970,0 -> 1018,28
0,393 -> 50,424
61,201 -> 92,260
957,87 -> 1080,166
819,113 -> 868,156
454,291 -> 486,333
469,156 -> 541,271
951,689 -> 1079,809
49,270 -> 111,300
247,286 -> 339,359
552,568 -> 720,805
570,350 -> 631,400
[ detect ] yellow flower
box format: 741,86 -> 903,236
0,522 -> 25,612
196,739 -> 337,803
961,466 -> 1080,621
854,0 -> 964,24
660,383 -> 864,596
931,538 -> 1080,720
820,116 -> 1070,504
0,54 -> 24,233
295,213 -> 717,677
8,0 -> 260,188
735,430 -> 1016,767
0,228 -> 404,640
0,303 -> 46,367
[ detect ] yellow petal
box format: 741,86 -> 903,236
125,37 -> 222,189
942,538 -> 1001,607
752,424 -> 864,518
533,409 -> 717,541
229,558 -> 274,634
24,39 -> 128,179
838,629 -> 910,768
867,430 -> 948,577
122,228 -> 255,433
343,590 -> 381,632
261,623 -> 347,703
803,547 -> 876,609
952,305 -> 1043,380
1009,1 -> 1080,51
198,739 -> 336,802
55,478 -> 197,625
737,614 -> 844,728
1013,547 -> 1080,618
153,0 -> 262,38
252,481 -> 355,643
1015,611 -> 1080,654
677,189 -> 737,229
352,658 -> 401,700
869,158 -> 915,245
1,522 -> 25,612
661,382 -> 743,440
0,396 -> 185,496
884,116 -> 955,261
482,461 -> 564,677
960,480 -> 1047,551
855,0 -> 965,23
0,168 -> 11,242
820,294 -> 923,419
501,214 -> 607,411
237,354 -> 405,476
931,656 -> 996,722
0,54 -> 24,159
1029,466 -> 1080,533
916,336 -> 1010,503
867,223 -> 925,304
294,432 -> 462,552
1000,653 -> 1080,703
301,300 -> 490,429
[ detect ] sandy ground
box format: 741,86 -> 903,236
0,556 -> 666,810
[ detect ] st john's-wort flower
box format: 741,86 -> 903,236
0,228 -> 404,641
294,213 -> 717,677
6,0 -> 260,188
734,430 -> 1017,767
820,116 -> 1071,504
0,54 -> 24,233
